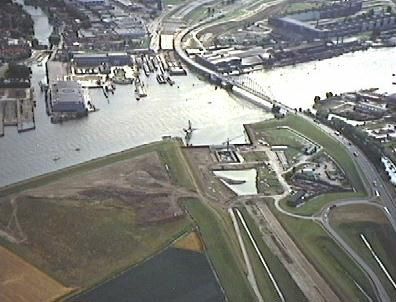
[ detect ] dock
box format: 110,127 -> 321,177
0,87 -> 36,135
16,93 -> 36,133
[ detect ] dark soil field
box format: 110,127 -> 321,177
68,247 -> 225,302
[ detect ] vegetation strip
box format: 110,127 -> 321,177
228,208 -> 263,302
267,201 -> 375,301
234,208 -> 285,302
183,199 -> 255,302
360,234 -> 396,290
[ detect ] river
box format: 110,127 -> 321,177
1,3 -> 395,188
248,47 -> 396,109
16,0 -> 53,46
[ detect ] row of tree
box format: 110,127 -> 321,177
315,112 -> 385,168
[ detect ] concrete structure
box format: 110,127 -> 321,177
271,145 -> 288,151
160,34 -> 174,50
51,81 -> 87,113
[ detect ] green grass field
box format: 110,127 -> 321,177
260,128 -> 305,164
242,151 -> 268,162
331,205 -> 396,298
183,198 -> 255,302
238,208 -> 307,301
252,115 -> 365,193
257,166 -> 284,195
267,202 -> 376,301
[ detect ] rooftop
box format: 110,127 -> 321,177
52,81 -> 84,104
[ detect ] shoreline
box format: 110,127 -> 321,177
0,139 -> 177,196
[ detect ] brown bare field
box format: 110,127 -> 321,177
174,231 -> 205,252
0,246 -> 71,302
0,150 -> 195,287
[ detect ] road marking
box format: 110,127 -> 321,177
360,234 -> 396,290
228,209 -> 263,302
384,207 -> 390,215
235,208 -> 285,302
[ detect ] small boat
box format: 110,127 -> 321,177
166,76 -> 175,86
75,147 -> 80,152
156,74 -> 166,84
53,156 -> 61,161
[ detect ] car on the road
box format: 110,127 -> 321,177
353,152 -> 358,157
329,204 -> 337,210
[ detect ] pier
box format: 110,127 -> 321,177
0,87 -> 35,136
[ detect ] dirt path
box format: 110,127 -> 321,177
256,202 -> 341,302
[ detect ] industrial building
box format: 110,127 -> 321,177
73,52 -> 131,67
268,1 -> 396,40
50,81 -> 87,113
194,46 -> 269,73
69,0 -> 106,6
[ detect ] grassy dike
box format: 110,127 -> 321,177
237,208 -> 308,301
266,201 -> 376,301
183,199 -> 256,302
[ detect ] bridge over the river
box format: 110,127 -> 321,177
174,21 -> 291,111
